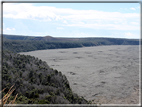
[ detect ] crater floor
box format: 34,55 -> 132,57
20,45 -> 140,104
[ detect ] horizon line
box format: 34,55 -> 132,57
2,34 -> 140,40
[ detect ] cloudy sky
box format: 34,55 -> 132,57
3,3 -> 140,39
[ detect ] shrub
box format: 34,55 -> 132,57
45,95 -> 52,101
34,93 -> 39,98
55,69 -> 58,74
38,99 -> 50,104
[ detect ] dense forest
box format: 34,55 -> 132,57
3,34 -> 139,53
2,50 -> 90,104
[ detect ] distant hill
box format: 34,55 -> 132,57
3,34 -> 140,53
3,34 -> 35,40
33,36 -> 59,41
33,36 -> 82,42
3,34 -> 81,42
3,34 -> 139,42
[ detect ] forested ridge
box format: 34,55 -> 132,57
2,51 -> 90,104
3,34 -> 139,53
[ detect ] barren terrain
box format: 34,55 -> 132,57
20,45 -> 140,104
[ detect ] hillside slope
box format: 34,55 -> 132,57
2,51 -> 90,104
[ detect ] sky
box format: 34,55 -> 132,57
3,3 -> 140,39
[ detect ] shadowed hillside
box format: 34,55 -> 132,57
2,51 -> 90,104
3,34 -> 139,53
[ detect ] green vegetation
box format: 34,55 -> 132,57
2,51 -> 90,104
3,34 -> 139,53
3,40 -> 83,53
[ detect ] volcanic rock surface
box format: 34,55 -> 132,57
20,45 -> 140,104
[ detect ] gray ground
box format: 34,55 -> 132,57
20,45 -> 140,104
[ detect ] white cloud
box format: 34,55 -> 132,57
3,27 -> 16,34
3,3 -> 140,31
3,3 -> 139,21
130,7 -> 136,10
3,3 -> 60,21
125,32 -> 133,36
124,32 -> 139,39
66,23 -> 139,31
63,20 -> 68,24
6,27 -> 15,31
130,22 -> 139,25
57,27 -> 64,29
